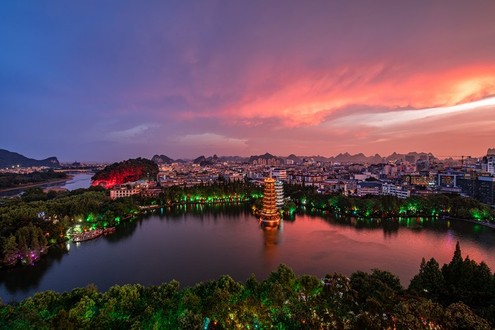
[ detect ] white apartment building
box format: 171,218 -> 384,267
274,180 -> 284,209
382,183 -> 411,199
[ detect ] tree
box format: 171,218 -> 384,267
441,242 -> 495,307
350,269 -> 403,323
393,297 -> 444,329
2,234 -> 18,266
409,257 -> 446,301
444,302 -> 490,330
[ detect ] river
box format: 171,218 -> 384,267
2,204 -> 495,302
0,172 -> 93,197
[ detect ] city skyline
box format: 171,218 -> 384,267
1,1 -> 495,162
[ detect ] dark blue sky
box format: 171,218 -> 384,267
2,1 -> 495,162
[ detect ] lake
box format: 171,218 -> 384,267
2,204 -> 495,302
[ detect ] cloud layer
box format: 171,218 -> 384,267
1,1 -> 494,161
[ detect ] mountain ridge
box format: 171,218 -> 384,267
148,151 -> 444,165
0,149 -> 60,168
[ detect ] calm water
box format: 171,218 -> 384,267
59,173 -> 93,191
2,205 -> 495,302
0,172 -> 92,197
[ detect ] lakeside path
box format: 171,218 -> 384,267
0,176 -> 73,194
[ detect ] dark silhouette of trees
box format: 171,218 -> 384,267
2,249 -> 495,328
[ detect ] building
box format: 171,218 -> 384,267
260,177 -> 281,223
319,179 -> 348,195
437,171 -> 464,188
356,181 -> 382,196
404,174 -> 432,187
458,174 -> 477,197
110,185 -> 140,199
482,148 -> 495,175
478,176 -> 495,206
382,183 -> 410,199
458,175 -> 495,206
271,168 -> 287,181
274,180 -> 284,209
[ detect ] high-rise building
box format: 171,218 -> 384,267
482,148 -> 495,175
478,176 -> 495,206
274,180 -> 284,209
458,174 -> 495,206
271,168 -> 287,181
260,177 -> 281,224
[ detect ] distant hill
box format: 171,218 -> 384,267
151,154 -> 174,164
325,152 -> 436,164
193,154 -> 223,166
148,151 -> 443,166
287,154 -> 302,164
249,153 -> 284,165
217,155 -> 249,163
0,149 -> 60,168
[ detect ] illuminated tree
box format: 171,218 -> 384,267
2,234 -> 18,266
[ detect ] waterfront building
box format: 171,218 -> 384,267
274,180 -> 284,209
458,174 -> 495,206
478,176 -> 495,206
109,185 -> 140,199
319,179 -> 349,195
260,177 -> 281,223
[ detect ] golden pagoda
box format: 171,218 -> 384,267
260,177 -> 281,224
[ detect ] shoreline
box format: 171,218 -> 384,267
444,215 -> 495,230
0,176 -> 73,194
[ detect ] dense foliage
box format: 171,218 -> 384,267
0,187 -> 133,268
1,245 -> 493,329
151,180 -> 263,205
0,171 -> 67,190
91,158 -> 159,188
284,184 -> 495,221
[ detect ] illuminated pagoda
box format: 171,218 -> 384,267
260,177 -> 281,224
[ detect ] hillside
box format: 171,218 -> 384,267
91,158 -> 158,188
0,149 -> 60,168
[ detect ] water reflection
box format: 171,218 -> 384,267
0,244 -> 67,302
2,204 -> 495,302
260,221 -> 281,251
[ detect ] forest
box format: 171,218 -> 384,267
0,244 -> 493,329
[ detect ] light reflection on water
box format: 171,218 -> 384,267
1,205 -> 495,302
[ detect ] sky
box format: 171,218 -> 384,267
1,1 -> 495,162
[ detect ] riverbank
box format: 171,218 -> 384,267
0,176 -> 73,194
444,215 -> 495,230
